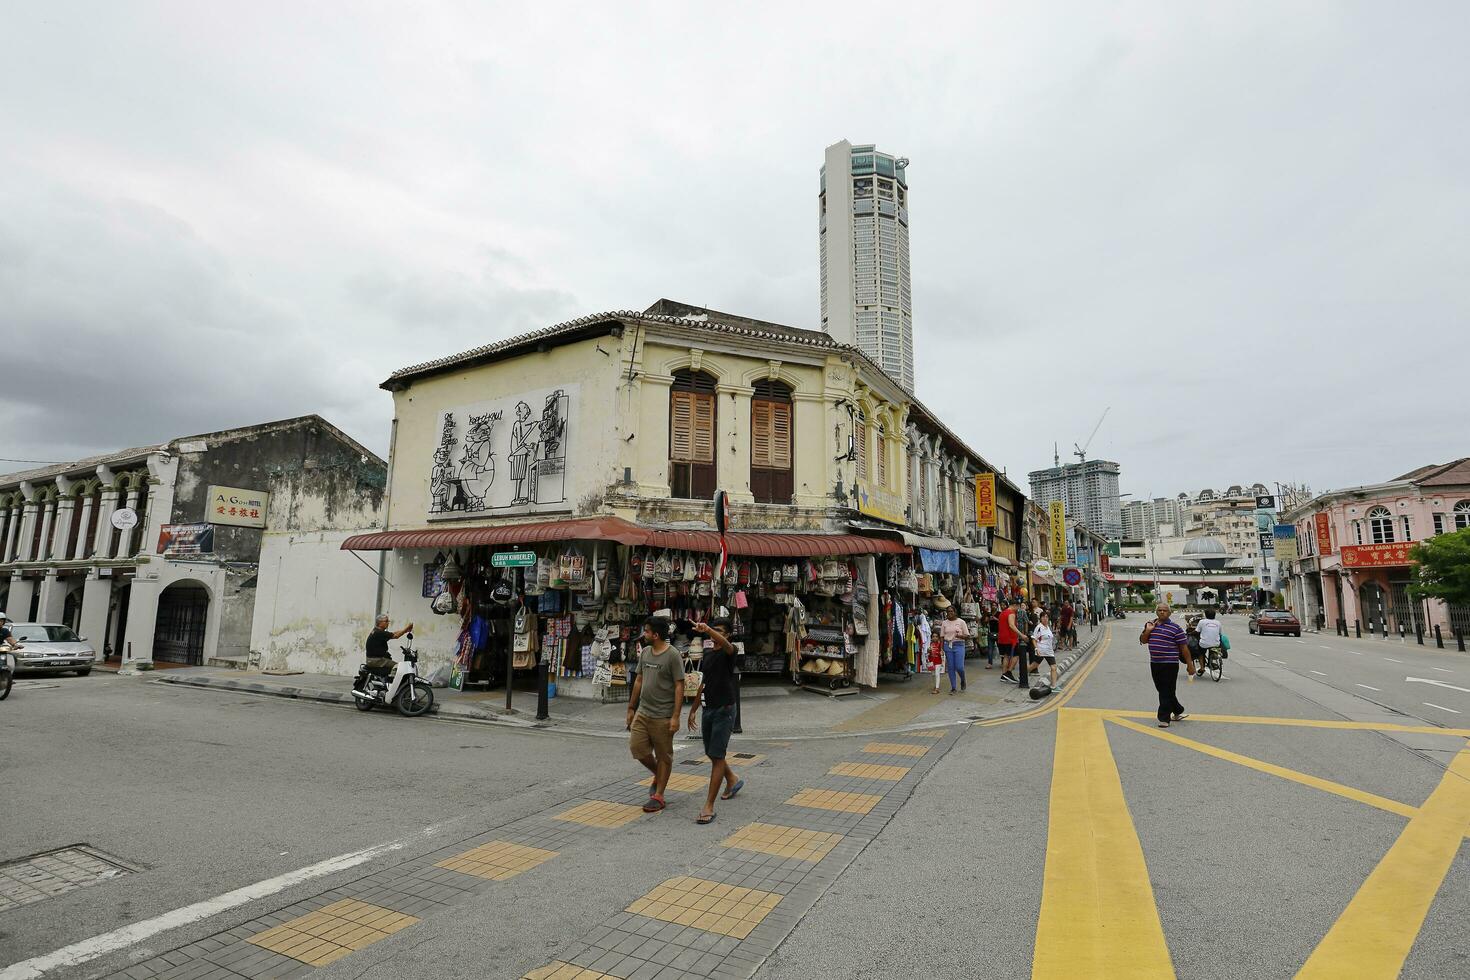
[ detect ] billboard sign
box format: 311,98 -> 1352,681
1340,542 -> 1414,568
1049,501 -> 1067,567
1315,512 -> 1334,556
208,485 -> 269,528
974,473 -> 996,528
1272,524 -> 1298,562
157,523 -> 215,556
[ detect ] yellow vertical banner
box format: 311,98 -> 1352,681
974,473 -> 996,527
1050,500 -> 1067,567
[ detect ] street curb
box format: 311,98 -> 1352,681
148,628 -> 1110,741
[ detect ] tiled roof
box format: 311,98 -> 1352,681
1396,457 -> 1470,486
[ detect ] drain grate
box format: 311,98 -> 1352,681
0,845 -> 138,912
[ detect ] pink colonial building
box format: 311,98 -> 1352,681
1281,458 -> 1470,639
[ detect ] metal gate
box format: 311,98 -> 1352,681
154,585 -> 208,665
1359,583 -> 1390,634
1389,581 -> 1422,634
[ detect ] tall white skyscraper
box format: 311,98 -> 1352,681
819,140 -> 914,391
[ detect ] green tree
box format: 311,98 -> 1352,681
1408,528 -> 1470,606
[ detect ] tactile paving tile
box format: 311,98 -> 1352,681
626,875 -> 782,939
522,962 -> 614,979
636,772 -> 709,793
697,752 -> 766,766
246,898 -> 418,966
861,741 -> 930,758
909,729 -> 948,738
721,822 -> 844,863
785,788 -> 884,814
553,800 -> 647,828
829,761 -> 911,781
435,840 -> 558,880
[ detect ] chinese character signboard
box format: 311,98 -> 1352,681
208,485 -> 269,528
1340,542 -> 1414,568
974,474 -> 996,528
1272,524 -> 1298,562
1259,531 -> 1275,554
428,385 -> 575,521
157,524 -> 215,556
1315,512 -> 1334,556
1049,501 -> 1067,567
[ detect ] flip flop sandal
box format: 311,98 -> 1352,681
696,813 -> 717,825
721,779 -> 745,801
642,795 -> 666,812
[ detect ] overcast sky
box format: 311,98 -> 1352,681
3,2 -> 1466,499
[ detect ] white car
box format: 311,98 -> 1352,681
9,623 -> 98,675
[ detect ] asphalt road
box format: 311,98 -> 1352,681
3,618 -> 1467,980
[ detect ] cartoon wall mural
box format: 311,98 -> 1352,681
428,385 -> 574,519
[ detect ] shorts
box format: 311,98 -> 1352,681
629,712 -> 675,760
1033,655 -> 1056,665
701,704 -> 735,761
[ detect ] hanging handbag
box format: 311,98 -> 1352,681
683,554 -> 698,582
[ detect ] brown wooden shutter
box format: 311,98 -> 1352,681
770,401 -> 791,469
855,419 -> 867,480
876,430 -> 887,487
751,400 -> 773,468
691,392 -> 715,463
670,391 -> 695,461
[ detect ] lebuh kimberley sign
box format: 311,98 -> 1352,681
490,550 -> 537,569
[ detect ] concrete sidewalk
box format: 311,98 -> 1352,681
150,625 -> 1106,739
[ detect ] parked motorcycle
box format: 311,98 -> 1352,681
1,643 -> 15,701
351,633 -> 434,717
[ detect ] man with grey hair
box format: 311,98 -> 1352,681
365,614 -> 413,678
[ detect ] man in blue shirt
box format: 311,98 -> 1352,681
1141,603 -> 1195,728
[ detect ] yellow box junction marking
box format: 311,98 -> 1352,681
1298,739 -> 1470,979
637,772 -> 708,793
861,741 -> 929,758
786,788 -> 883,814
1034,710 -> 1174,979
1106,716 -> 1424,824
246,899 -> 418,967
435,840 -> 558,880
722,822 -> 844,863
627,876 -> 782,939
830,761 -> 911,781
553,800 -> 646,828
522,962 -> 614,980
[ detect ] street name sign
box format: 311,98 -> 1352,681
491,550 -> 537,568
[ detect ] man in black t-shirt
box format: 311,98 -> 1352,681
686,619 -> 742,825
364,614 -> 413,678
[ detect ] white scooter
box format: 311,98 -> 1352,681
0,644 -> 14,701
351,633 -> 434,717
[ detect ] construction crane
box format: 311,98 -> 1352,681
1074,406 -> 1110,465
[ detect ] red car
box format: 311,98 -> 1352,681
1249,610 -> 1301,637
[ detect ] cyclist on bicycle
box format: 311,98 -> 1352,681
1196,607 -> 1223,673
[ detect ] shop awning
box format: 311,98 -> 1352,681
960,546 -> 995,565
987,553 -> 1013,567
342,516 -> 911,558
847,523 -> 961,552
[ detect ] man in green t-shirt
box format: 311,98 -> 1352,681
627,616 -> 685,813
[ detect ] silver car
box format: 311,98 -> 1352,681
9,623 -> 97,675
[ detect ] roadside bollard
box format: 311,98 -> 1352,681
1355,619 -> 1361,638
1416,623 -> 1424,645
1458,629 -> 1466,654
1435,624 -> 1444,649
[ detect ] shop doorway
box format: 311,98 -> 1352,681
154,581 -> 210,665
1389,580 -> 1422,635
63,586 -> 83,632
1359,583 -> 1390,634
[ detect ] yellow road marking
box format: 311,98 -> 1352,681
1034,709 -> 1174,979
1086,709 -> 1470,738
974,630 -> 1112,729
1106,716 -> 1425,824
1298,739 -> 1470,978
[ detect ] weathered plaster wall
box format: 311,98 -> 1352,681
250,529 -> 383,674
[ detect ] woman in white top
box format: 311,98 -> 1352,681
1031,610 -> 1059,691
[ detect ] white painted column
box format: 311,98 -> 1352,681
719,383 -> 755,504
36,502 -> 56,562
120,575 -> 160,669
37,570 -> 67,622
78,573 -> 112,654
17,502 -> 39,562
792,393 -> 828,508
633,375 -> 674,498
51,498 -> 76,563
94,489 -> 119,559
116,490 -> 141,558
72,496 -> 96,560
8,574 -> 36,620
1,506 -> 17,562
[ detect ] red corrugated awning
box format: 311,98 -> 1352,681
341,516 -> 910,558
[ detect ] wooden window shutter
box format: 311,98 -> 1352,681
670,391 -> 696,462
770,401 -> 791,469
751,399 -> 774,468
876,429 -> 887,487
691,392 -> 715,463
855,419 -> 867,481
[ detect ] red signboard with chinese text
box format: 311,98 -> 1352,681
1315,512 -> 1333,556
1340,542 -> 1413,568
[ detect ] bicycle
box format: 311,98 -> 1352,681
1199,644 -> 1223,682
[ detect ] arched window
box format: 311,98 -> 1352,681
1367,506 -> 1394,544
1455,500 -> 1470,531
750,379 -> 793,504
669,370 -> 717,499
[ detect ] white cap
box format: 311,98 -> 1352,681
0,611 -> 8,621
